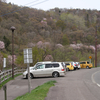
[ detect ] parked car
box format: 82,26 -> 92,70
64,61 -> 77,70
75,62 -> 81,69
71,62 -> 77,70
80,61 -> 93,69
65,63 -> 74,71
23,62 -> 66,79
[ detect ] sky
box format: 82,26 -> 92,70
6,0 -> 100,11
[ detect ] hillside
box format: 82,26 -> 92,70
0,0 -> 100,69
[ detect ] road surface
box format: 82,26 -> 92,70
45,67 -> 100,100
0,67 -> 100,100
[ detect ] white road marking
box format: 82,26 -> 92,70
97,83 -> 100,87
91,70 -> 100,87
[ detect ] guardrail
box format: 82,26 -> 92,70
0,68 -> 26,84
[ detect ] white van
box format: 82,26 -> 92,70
29,61 -> 52,70
23,62 -> 66,79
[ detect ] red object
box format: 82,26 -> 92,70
61,68 -> 64,71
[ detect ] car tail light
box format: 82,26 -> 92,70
71,65 -> 72,67
61,68 -> 64,71
74,64 -> 76,66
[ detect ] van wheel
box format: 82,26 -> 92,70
86,66 -> 89,69
52,72 -> 59,78
26,73 -> 33,79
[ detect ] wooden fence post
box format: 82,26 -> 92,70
0,68 -> 26,84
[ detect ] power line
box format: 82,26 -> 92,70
0,0 -> 49,17
24,0 -> 40,6
28,0 -> 49,8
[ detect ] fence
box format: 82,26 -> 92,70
0,68 -> 26,84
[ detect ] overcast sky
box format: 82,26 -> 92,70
7,0 -> 100,11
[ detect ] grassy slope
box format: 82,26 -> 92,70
14,80 -> 56,100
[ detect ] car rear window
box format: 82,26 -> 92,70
66,63 -> 70,65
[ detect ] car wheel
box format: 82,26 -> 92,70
68,68 -> 70,71
86,66 -> 89,69
30,73 -> 34,79
74,67 -> 76,70
52,72 -> 59,78
26,73 -> 33,79
77,67 -> 78,69
66,68 -> 68,71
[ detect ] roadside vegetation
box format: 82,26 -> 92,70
14,80 -> 56,100
0,0 -> 100,70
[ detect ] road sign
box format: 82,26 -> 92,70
23,48 -> 33,93
89,56 -> 92,59
23,48 -> 33,63
3,58 -> 6,68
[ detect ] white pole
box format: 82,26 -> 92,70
3,58 -> 6,71
3,58 -> 6,68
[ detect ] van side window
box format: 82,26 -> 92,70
83,62 -> 86,64
45,64 -> 52,68
52,64 -> 59,67
36,64 -> 45,69
80,62 -> 86,64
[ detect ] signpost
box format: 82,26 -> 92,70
3,58 -> 6,71
89,56 -> 92,63
23,48 -> 33,93
89,56 -> 92,59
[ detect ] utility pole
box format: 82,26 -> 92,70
10,26 -> 16,78
95,26 -> 97,67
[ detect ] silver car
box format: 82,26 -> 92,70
23,62 -> 66,79
75,62 -> 81,69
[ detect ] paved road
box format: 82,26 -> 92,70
92,70 -> 100,86
45,67 -> 100,100
0,67 -> 100,100
0,76 -> 59,100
